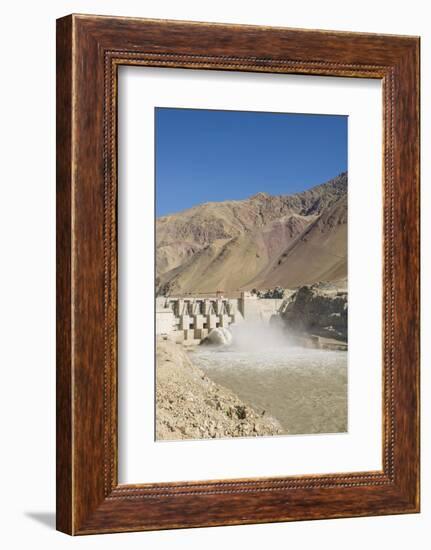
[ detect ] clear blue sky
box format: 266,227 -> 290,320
155,108 -> 347,217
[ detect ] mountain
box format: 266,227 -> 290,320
156,173 -> 347,296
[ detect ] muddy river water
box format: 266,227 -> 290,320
191,346 -> 348,435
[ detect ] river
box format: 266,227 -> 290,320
190,346 -> 347,435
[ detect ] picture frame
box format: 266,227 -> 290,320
56,14 -> 420,535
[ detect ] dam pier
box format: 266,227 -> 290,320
156,292 -> 283,345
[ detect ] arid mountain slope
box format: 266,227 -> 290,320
248,194 -> 347,289
156,173 -> 347,295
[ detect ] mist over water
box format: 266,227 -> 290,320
229,319 -> 296,352
192,321 -> 348,435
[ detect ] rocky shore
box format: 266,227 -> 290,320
281,283 -> 348,342
156,339 -> 282,440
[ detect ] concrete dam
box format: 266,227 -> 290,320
156,292 -> 284,345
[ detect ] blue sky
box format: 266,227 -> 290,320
155,108 -> 347,217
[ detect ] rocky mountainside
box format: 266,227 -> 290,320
156,172 -> 347,295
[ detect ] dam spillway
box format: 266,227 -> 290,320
156,292 -> 284,345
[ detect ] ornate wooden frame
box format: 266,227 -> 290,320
56,14 -> 420,534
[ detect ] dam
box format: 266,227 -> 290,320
156,292 -> 284,345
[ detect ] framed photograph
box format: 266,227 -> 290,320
56,14 -> 420,534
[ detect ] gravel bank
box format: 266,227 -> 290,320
156,339 -> 282,440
